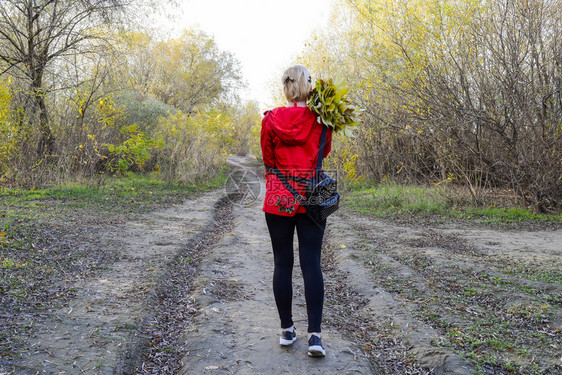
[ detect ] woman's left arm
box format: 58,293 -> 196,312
261,113 -> 276,168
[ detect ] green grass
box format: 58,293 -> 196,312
0,172 -> 227,219
506,266 -> 562,285
347,182 -> 449,216
364,246 -> 560,374
451,207 -> 555,224
347,182 -> 562,224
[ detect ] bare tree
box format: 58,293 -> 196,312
0,0 -> 123,156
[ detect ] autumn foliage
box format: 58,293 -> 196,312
0,0 -> 259,187
300,0 -> 561,211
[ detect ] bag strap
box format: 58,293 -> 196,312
316,125 -> 328,171
264,164 -> 306,204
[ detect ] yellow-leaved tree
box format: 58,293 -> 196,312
155,110 -> 235,184
0,79 -> 14,180
300,0 -> 562,210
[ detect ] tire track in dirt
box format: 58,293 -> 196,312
5,189 -> 225,375
325,214 -> 473,374
125,195 -> 235,374
176,156 -> 376,374
6,155 -> 558,374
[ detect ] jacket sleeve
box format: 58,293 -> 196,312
260,112 -> 276,168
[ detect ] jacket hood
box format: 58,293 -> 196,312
265,107 -> 318,146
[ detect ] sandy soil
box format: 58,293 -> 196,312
1,155 -> 560,374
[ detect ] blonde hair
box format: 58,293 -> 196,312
282,65 -> 312,103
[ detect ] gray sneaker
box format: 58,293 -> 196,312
307,334 -> 326,357
280,329 -> 296,346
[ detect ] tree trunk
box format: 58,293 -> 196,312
35,89 -> 55,157
25,0 -> 55,157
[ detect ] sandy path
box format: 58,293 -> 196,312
326,210 -> 561,374
3,155 -> 560,374
8,190 -> 223,374
178,191 -> 375,375
4,156 -> 376,375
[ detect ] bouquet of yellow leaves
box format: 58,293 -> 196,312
307,78 -> 363,137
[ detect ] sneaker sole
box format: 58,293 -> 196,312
307,345 -> 326,357
280,337 -> 296,346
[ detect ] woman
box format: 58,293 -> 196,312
260,64 -> 332,357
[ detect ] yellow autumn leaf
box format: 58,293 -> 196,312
0,231 -> 6,237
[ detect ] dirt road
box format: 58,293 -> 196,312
2,156 -> 560,374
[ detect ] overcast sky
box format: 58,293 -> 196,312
174,0 -> 335,108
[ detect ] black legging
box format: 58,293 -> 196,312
265,212 -> 326,333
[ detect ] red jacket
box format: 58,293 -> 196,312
261,105 -> 332,216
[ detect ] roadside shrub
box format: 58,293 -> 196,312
155,110 -> 231,184
103,124 -> 163,174
0,79 -> 16,181
0,80 -> 56,186
52,92 -> 125,180
113,91 -> 176,134
250,121 -> 262,161
324,135 -> 364,190
229,101 -> 261,157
